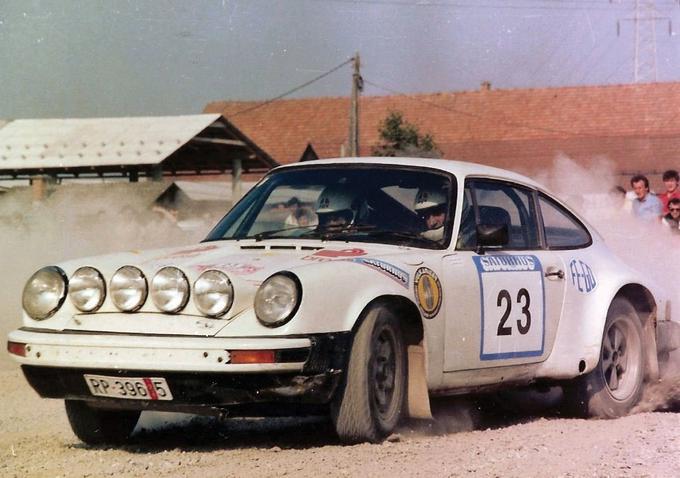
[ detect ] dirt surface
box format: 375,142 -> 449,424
3,181 -> 680,477
2,355 -> 680,478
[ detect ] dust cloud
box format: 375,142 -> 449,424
533,153 -> 680,297
534,154 -> 680,414
0,182 -> 221,366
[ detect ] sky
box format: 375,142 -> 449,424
2,0 -> 680,119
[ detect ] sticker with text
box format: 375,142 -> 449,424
569,259 -> 597,294
473,255 -> 545,360
414,267 -> 442,319
352,258 -> 409,288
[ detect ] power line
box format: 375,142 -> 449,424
308,0 -> 634,11
229,58 -> 353,117
561,10 -> 621,85
362,77 -> 622,138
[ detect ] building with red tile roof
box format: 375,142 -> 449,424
205,81 -> 680,188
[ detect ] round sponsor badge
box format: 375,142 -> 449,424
414,267 -> 442,319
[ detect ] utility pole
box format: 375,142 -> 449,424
618,0 -> 672,83
348,52 -> 363,157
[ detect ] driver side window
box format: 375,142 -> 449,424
456,179 -> 540,250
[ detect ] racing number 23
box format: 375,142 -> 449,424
496,288 -> 531,336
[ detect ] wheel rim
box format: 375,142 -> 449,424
371,325 -> 398,419
600,317 -> 642,401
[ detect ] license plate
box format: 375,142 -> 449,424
84,374 -> 173,401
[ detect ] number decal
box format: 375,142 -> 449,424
473,255 -> 545,360
496,289 -> 512,336
516,288 -> 531,335
495,288 -> 532,336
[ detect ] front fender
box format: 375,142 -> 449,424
217,258 -> 415,336
294,259 -> 416,333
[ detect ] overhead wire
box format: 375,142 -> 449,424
307,0 -> 633,12
362,77 -> 618,138
575,31 -> 628,85
229,58 -> 353,117
560,8 -> 622,85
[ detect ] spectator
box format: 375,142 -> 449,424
630,174 -> 662,221
658,169 -> 680,215
662,198 -> 680,233
284,197 -> 302,226
292,206 -> 316,227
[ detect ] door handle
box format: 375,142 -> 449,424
544,268 -> 565,280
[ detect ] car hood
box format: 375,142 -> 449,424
38,240 -> 426,337
57,239 -> 422,282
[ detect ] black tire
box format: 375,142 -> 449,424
565,298 -> 645,418
332,306 -> 407,443
65,400 -> 141,445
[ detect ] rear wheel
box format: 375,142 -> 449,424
65,400 -> 140,445
332,306 -> 407,443
566,298 -> 645,418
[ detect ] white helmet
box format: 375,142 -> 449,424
414,188 -> 447,211
316,186 -> 355,215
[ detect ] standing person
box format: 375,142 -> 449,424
630,174 -> 662,221
662,198 -> 680,232
658,170 -> 680,215
284,197 -> 302,226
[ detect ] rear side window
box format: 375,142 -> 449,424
538,194 -> 591,249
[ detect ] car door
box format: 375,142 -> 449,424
443,178 -> 567,372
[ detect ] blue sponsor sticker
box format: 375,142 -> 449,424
569,259 -> 597,293
351,258 -> 410,288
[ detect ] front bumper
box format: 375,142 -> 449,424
7,328 -> 351,411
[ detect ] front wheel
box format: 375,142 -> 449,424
565,298 -> 645,418
332,306 -> 407,443
65,400 -> 141,445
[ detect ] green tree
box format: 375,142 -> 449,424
372,111 -> 441,158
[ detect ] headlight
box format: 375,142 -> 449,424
69,267 -> 105,312
254,273 -> 301,327
193,270 -> 234,317
150,267 -> 189,313
110,266 -> 147,312
22,266 -> 67,320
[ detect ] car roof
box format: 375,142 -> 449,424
276,157 -> 545,191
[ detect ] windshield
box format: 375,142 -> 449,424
205,165 -> 456,249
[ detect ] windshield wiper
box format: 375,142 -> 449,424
251,225 -> 316,241
332,227 -> 435,247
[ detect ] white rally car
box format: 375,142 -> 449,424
7,157 -> 680,445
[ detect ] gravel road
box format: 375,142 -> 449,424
3,354 -> 680,478
3,180 -> 680,477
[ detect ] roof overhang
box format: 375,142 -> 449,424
0,114 -> 277,180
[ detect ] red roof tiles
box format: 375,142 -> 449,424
204,82 -> 680,178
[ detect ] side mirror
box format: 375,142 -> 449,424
476,223 -> 509,247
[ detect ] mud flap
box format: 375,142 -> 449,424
407,342 -> 432,419
643,316 -> 660,382
657,320 -> 680,354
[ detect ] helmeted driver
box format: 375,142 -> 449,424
414,188 -> 447,241
315,186 -> 356,230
